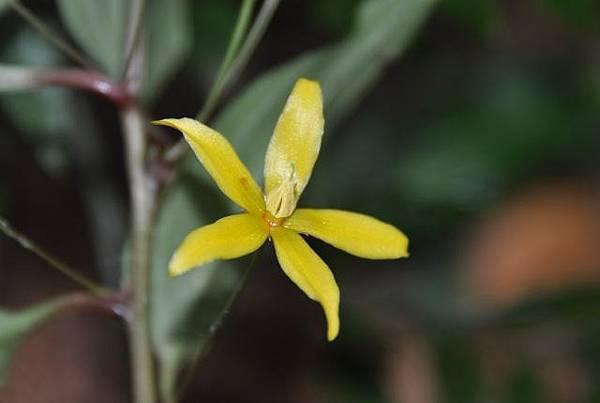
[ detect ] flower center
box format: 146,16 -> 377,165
261,211 -> 285,228
265,163 -> 299,218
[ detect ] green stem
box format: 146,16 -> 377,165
222,0 -> 280,93
196,0 -> 256,123
8,0 -> 93,68
164,0 -> 281,164
122,0 -> 147,80
0,217 -> 111,297
120,105 -> 157,403
119,4 -> 157,401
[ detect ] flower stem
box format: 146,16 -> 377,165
196,0 -> 256,123
0,217 -> 111,297
122,0 -> 147,80
164,0 -> 281,164
8,0 -> 93,68
221,0 -> 280,95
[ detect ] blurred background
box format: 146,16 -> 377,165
1,0 -> 600,402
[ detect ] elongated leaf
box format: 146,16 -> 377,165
56,0 -> 128,78
149,170 -> 238,402
0,298 -> 66,385
213,0 -> 439,177
152,0 -> 438,398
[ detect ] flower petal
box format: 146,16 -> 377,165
263,78 -> 324,217
270,227 -> 339,341
154,118 -> 265,214
169,213 -> 268,276
284,209 -> 409,259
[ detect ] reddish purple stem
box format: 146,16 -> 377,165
39,69 -> 135,108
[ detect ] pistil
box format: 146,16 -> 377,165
261,211 -> 284,228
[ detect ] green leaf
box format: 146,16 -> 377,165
214,0 -> 439,178
56,0 -> 128,78
0,298 -> 66,385
142,0 -> 193,102
151,0 -> 438,398
149,170 -> 238,402
56,0 -> 191,99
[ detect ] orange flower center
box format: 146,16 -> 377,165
261,211 -> 285,228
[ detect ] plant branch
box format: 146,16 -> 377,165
8,0 -> 93,68
120,105 -> 158,403
62,291 -> 130,319
122,0 -> 147,80
0,217 -> 111,297
42,68 -> 133,105
195,0 -> 256,123
120,6 -> 155,396
222,0 -> 280,96
0,65 -> 135,107
164,0 -> 282,164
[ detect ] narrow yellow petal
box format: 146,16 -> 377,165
169,213 -> 268,276
271,227 -> 340,341
153,118 -> 265,214
284,209 -> 409,259
263,78 -> 324,217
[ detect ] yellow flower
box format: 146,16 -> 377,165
153,78 -> 408,341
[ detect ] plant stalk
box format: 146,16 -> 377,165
222,0 -> 280,95
120,105 -> 157,403
195,0 -> 256,123
8,0 -> 93,68
119,3 -> 158,400
122,0 -> 147,79
164,0 -> 282,164
0,217 -> 111,297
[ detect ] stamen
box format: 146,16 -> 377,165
265,163 -> 299,218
